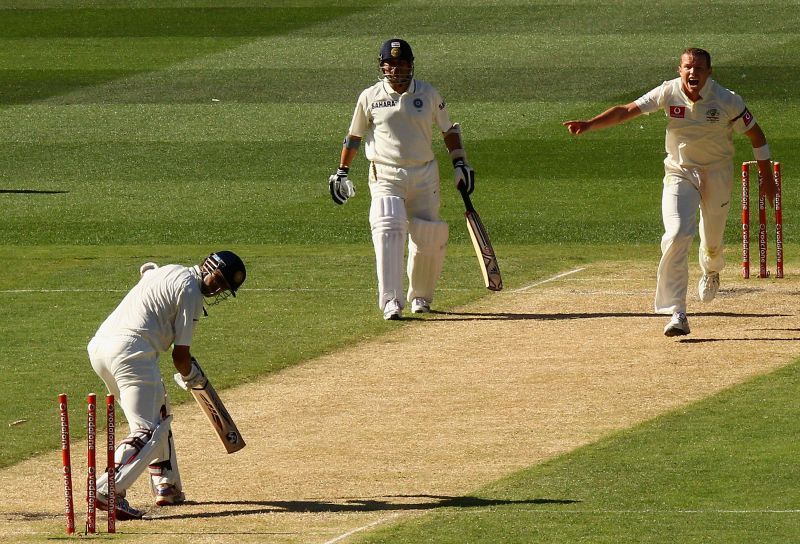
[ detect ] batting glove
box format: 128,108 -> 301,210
329,166 -> 355,205
453,159 -> 475,195
174,357 -> 208,391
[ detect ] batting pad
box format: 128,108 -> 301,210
407,218 -> 448,303
97,416 -> 173,495
370,196 -> 408,309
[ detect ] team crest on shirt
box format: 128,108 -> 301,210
669,106 -> 686,118
705,108 -> 720,123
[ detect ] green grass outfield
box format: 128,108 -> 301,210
1,0 -> 798,541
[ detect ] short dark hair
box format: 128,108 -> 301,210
682,47 -> 711,68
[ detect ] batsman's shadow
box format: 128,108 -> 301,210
0,189 -> 69,194
430,310 -> 791,322
149,494 -> 580,521
680,336 -> 800,343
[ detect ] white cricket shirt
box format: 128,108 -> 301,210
348,79 -> 454,167
94,264 -> 204,353
635,77 -> 756,169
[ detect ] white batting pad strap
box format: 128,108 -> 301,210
370,196 -> 408,309
407,218 -> 449,303
96,416 -> 173,495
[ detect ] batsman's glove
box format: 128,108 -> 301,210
453,159 -> 475,195
329,166 -> 355,205
174,357 -> 208,391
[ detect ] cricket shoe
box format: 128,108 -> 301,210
96,492 -> 144,520
698,272 -> 720,302
155,484 -> 185,507
383,298 -> 402,320
663,312 -> 690,337
411,298 -> 431,314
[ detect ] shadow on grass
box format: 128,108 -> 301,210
148,494 -> 579,521
430,311 -> 791,322
0,189 -> 69,194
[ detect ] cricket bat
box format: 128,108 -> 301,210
459,186 -> 503,291
188,378 -> 246,454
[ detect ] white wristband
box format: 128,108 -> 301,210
449,149 -> 467,163
753,144 -> 770,161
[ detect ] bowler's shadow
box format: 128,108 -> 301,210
431,310 -> 790,322
149,494 -> 579,521
0,189 -> 69,194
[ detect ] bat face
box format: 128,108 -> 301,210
465,210 -> 503,291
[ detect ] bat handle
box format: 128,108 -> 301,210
458,185 -> 475,212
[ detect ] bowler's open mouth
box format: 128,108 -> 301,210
688,78 -> 700,86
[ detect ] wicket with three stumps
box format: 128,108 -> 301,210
58,393 -> 116,535
741,160 -> 783,279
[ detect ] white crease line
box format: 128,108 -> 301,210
323,513 -> 401,544
3,271 -> 589,295
512,267 -> 587,293
1,289 -> 127,293
1,288 -> 475,294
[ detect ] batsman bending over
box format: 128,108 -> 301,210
329,38 -> 476,320
564,48 -> 773,337
88,251 -> 246,519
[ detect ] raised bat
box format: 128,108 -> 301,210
182,375 -> 246,454
459,186 -> 502,291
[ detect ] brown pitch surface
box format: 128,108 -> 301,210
1,262 -> 798,543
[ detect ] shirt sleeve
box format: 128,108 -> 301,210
634,82 -> 667,115
347,89 -> 370,137
432,87 -> 454,133
173,282 -> 202,346
730,97 -> 756,134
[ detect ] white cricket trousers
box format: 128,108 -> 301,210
655,163 -> 733,314
368,160 -> 444,309
88,334 -> 179,494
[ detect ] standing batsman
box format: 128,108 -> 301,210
563,48 -> 774,336
88,251 -> 245,519
329,38 -> 476,320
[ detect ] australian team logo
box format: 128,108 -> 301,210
706,108 -> 720,123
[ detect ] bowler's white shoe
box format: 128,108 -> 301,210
664,312 -> 690,337
411,298 -> 431,314
383,299 -> 402,320
155,484 -> 185,507
698,272 -> 720,303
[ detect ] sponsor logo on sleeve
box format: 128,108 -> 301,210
742,108 -> 753,126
